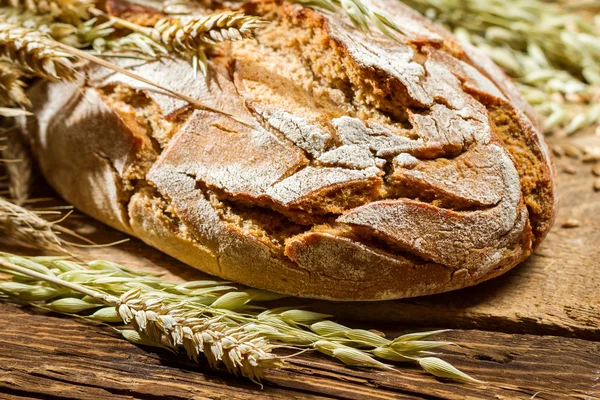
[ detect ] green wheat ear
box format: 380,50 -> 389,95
0,253 -> 479,383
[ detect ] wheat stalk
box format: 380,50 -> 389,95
0,14 -> 249,123
0,106 -> 30,116
0,21 -> 77,81
0,254 -> 480,383
0,257 -> 284,381
0,128 -> 32,204
4,0 -> 94,23
0,8 -> 158,57
90,10 -> 267,76
0,60 -> 29,107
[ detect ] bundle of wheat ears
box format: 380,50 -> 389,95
0,0 -> 598,385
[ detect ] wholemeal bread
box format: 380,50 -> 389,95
21,0 -> 556,300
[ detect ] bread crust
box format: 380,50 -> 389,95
22,0 -> 556,300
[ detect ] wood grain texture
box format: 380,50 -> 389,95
0,302 -> 598,400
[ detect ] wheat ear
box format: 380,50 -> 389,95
4,0 -> 93,23
0,197 -> 66,252
0,22 -> 76,81
1,128 -> 32,204
0,60 -> 29,107
0,255 -> 482,383
0,259 -> 283,381
150,11 -> 266,48
149,12 -> 265,75
118,288 -> 282,381
90,9 -> 266,76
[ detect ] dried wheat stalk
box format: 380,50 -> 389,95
0,128 -> 32,204
0,197 -> 66,252
0,60 -> 29,107
0,15 -> 244,121
0,106 -> 30,116
0,21 -> 76,81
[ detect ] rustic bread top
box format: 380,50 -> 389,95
23,0 -> 556,300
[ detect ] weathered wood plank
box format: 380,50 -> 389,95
0,302 -> 597,399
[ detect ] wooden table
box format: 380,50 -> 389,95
1,141 -> 599,399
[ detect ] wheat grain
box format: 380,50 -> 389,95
562,218 -> 581,228
582,144 -> 600,162
552,145 -> 565,158
0,128 -> 32,204
0,60 -> 29,107
562,164 -> 577,175
563,144 -> 583,159
0,22 -> 76,81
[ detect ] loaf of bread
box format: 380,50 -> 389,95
22,0 -> 556,300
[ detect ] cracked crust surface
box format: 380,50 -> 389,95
22,0 -> 556,300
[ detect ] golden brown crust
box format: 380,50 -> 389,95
22,0 -> 556,300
